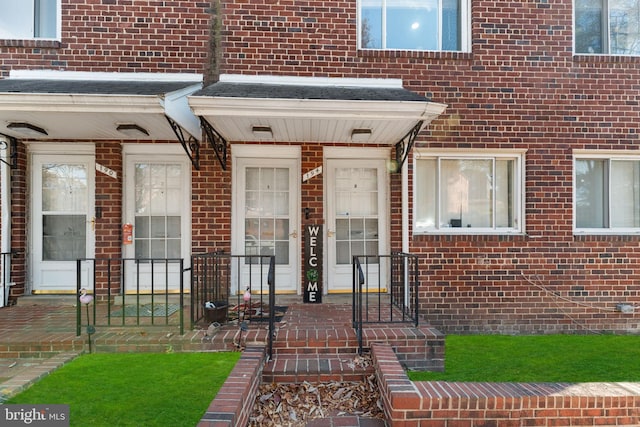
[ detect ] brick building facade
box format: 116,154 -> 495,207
1,0 -> 639,334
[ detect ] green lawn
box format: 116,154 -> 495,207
7,352 -> 241,427
409,334 -> 640,383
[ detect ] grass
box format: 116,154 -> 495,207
6,352 -> 241,427
408,334 -> 640,383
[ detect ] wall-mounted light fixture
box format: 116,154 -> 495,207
116,123 -> 149,137
351,128 -> 372,142
7,122 -> 48,137
251,125 -> 273,140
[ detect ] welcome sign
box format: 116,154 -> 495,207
304,224 -> 322,303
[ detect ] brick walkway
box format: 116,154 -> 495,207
0,294 -> 391,426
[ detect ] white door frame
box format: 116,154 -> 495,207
29,143 -> 96,293
122,144 -> 192,293
232,145 -> 301,294
324,147 -> 390,293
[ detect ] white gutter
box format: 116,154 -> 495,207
0,135 -> 11,307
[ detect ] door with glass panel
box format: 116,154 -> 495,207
234,157 -> 299,294
32,155 -> 95,293
326,158 -> 388,292
124,154 -> 190,293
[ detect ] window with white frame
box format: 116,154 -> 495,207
575,0 -> 640,55
414,152 -> 524,233
574,155 -> 640,231
359,0 -> 470,51
0,0 -> 59,40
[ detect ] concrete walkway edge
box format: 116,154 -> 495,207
0,351 -> 82,402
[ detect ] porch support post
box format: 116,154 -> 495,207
0,134 -> 11,307
401,152 -> 409,254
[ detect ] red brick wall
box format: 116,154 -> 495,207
8,143 -> 27,301
0,0 -> 212,77
373,343 -> 640,427
0,1 -> 213,297
220,0 -> 640,333
192,142 -> 232,255
2,0 -> 640,333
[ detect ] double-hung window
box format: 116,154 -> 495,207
0,0 -> 59,40
574,154 -> 640,232
575,0 -> 640,55
414,151 -> 524,234
359,0 -> 470,52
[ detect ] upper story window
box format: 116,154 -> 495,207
413,151 -> 525,234
575,0 -> 640,55
0,0 -> 59,40
574,154 -> 640,232
359,0 -> 470,52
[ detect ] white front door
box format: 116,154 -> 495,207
326,151 -> 389,293
31,152 -> 95,293
232,146 -> 300,294
123,146 -> 191,293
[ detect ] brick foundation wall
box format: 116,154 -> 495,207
198,346 -> 265,427
372,343 -> 640,427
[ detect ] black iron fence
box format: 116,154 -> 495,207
76,258 -> 186,336
352,252 -> 420,354
191,252 -> 276,358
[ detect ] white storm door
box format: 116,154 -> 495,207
233,148 -> 299,294
32,154 -> 95,293
326,157 -> 388,292
124,149 -> 191,293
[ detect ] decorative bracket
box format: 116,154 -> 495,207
201,117 -> 228,171
394,120 -> 424,172
0,133 -> 18,169
166,116 -> 200,170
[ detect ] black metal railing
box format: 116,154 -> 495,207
76,258 -> 186,336
1,251 -> 13,306
352,252 -> 420,354
191,252 -> 276,358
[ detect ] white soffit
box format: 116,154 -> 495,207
189,74 -> 447,144
0,71 -> 203,141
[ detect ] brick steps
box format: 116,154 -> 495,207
262,354 -> 374,383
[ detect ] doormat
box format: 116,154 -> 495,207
110,303 -> 180,317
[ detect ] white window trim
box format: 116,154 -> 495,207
357,0 -> 471,52
573,0 -> 640,56
122,143 -> 192,261
0,0 -> 62,41
413,149 -> 526,235
573,150 -> 640,235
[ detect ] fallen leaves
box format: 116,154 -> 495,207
249,374 -> 384,426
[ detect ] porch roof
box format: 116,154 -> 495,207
0,71 -> 202,141
188,75 -> 447,144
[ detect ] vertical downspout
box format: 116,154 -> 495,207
0,136 -> 11,307
401,159 -> 409,253
401,158 -> 410,308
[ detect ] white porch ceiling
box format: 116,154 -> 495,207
0,72 -> 202,141
189,75 -> 447,144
